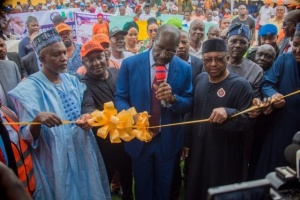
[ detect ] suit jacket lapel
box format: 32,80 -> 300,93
138,52 -> 151,100
167,57 -> 179,86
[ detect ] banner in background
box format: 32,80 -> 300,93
9,9 -> 77,40
74,11 -> 112,44
9,10 -> 193,44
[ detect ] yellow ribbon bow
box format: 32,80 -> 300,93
132,111 -> 153,142
87,102 -> 137,143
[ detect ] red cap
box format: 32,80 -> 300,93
80,41 -> 104,58
97,13 -> 104,18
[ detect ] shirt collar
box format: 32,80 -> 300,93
188,55 -> 191,64
149,48 -> 170,70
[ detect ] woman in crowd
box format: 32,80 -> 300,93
133,4 -> 142,21
139,17 -> 159,52
92,13 -> 109,36
123,21 -> 141,54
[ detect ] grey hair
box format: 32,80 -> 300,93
26,16 -> 38,26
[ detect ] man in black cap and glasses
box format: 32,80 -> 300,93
185,38 -> 253,200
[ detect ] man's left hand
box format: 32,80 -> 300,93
76,114 -> 92,131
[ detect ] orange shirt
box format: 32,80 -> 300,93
92,22 -> 109,36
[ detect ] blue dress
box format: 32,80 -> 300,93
255,52 -> 300,178
8,72 -> 111,200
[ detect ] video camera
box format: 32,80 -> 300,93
207,131 -> 300,200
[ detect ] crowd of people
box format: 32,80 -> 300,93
1,0 -> 300,199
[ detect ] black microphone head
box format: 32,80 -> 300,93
284,144 -> 300,170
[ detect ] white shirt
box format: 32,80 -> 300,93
259,6 -> 274,25
182,19 -> 193,29
139,13 -> 155,21
110,51 -> 134,66
189,45 -> 202,59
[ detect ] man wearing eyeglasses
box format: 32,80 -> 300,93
185,38 -> 253,200
56,23 -> 83,78
115,24 -> 193,200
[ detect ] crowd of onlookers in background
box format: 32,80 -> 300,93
1,0 -> 300,199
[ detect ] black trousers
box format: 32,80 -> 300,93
93,128 -> 133,200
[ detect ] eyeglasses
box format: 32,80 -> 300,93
228,39 -> 249,46
153,42 -> 176,58
149,29 -> 157,33
203,57 -> 227,64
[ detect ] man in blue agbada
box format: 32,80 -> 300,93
8,28 -> 111,200
254,22 -> 300,179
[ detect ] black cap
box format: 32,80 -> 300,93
202,39 -> 228,53
109,27 -> 128,37
144,3 -> 150,7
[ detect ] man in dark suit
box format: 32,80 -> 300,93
0,60 -> 21,112
115,24 -> 193,200
20,31 -> 40,78
21,51 -> 39,78
0,38 -> 22,77
176,30 -> 203,82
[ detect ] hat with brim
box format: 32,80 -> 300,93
80,41 -> 104,58
92,33 -> 111,44
109,27 -> 128,37
55,23 -> 72,33
258,24 -> 278,36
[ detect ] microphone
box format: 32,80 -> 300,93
284,144 -> 300,171
155,65 -> 167,107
